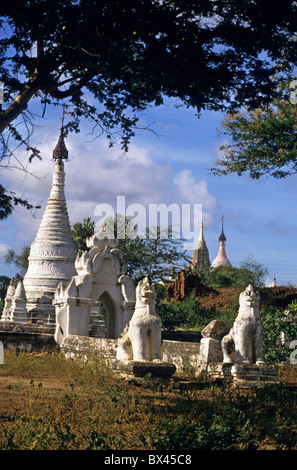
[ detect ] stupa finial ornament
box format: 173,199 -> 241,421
52,110 -> 69,162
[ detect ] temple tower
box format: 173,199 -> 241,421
22,130 -> 77,322
191,222 -> 210,269
211,217 -> 232,268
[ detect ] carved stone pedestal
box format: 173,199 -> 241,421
208,362 -> 278,387
231,363 -> 278,387
115,360 -> 176,384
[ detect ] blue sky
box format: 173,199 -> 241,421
1,97 -> 297,286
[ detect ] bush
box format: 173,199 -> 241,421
140,383 -> 297,450
158,291 -> 211,331
261,305 -> 297,363
210,307 -> 237,328
194,259 -> 268,289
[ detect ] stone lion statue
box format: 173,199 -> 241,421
116,277 -> 162,362
222,284 -> 265,364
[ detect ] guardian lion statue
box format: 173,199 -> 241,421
116,277 -> 162,362
222,284 -> 265,364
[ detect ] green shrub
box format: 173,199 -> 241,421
158,291 -> 211,331
195,261 -> 268,289
140,383 -> 297,450
211,307 -> 237,328
261,306 -> 297,363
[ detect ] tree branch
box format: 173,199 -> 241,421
46,72 -> 95,99
0,70 -> 41,134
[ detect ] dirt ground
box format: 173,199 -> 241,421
198,287 -> 241,310
0,374 -> 70,418
1,365 -> 296,418
197,286 -> 297,311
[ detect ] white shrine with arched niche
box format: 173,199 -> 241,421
53,229 -> 136,344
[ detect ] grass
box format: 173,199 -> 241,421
1,350 -> 297,450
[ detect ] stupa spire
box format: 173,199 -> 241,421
191,220 -> 210,269
35,157 -> 72,243
219,215 -> 226,242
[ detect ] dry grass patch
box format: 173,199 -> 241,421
1,351 -> 297,450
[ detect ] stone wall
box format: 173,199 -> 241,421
161,340 -> 201,371
60,335 -> 201,372
0,323 -> 57,353
0,325 -> 201,372
0,323 -> 202,370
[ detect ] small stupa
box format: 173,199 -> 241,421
20,128 -> 77,322
191,222 -> 210,269
211,216 -> 232,268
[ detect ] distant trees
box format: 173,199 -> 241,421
3,214 -> 268,289
101,214 -> 190,282
73,215 -> 191,282
240,256 -> 270,288
4,245 -> 30,274
0,275 -> 10,312
72,217 -> 95,254
192,256 -> 269,289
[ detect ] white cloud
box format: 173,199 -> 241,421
1,134 -> 219,255
2,135 -> 165,205
63,138 -> 174,217
0,244 -> 9,263
173,169 -> 218,226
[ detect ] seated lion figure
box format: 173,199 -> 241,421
222,284 -> 265,364
116,277 -> 162,362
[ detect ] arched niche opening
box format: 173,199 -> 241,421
89,300 -> 107,338
89,291 -> 118,339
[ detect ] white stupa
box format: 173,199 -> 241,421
21,130 -> 77,322
211,217 -> 232,268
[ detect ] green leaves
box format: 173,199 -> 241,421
72,217 -> 95,254
2,1 -> 297,153
112,217 -> 189,282
3,2 -> 297,219
213,75 -> 297,178
193,258 -> 269,289
4,245 -> 30,270
261,304 -> 297,363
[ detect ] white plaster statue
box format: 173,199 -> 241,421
116,277 -> 162,362
222,284 -> 265,364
